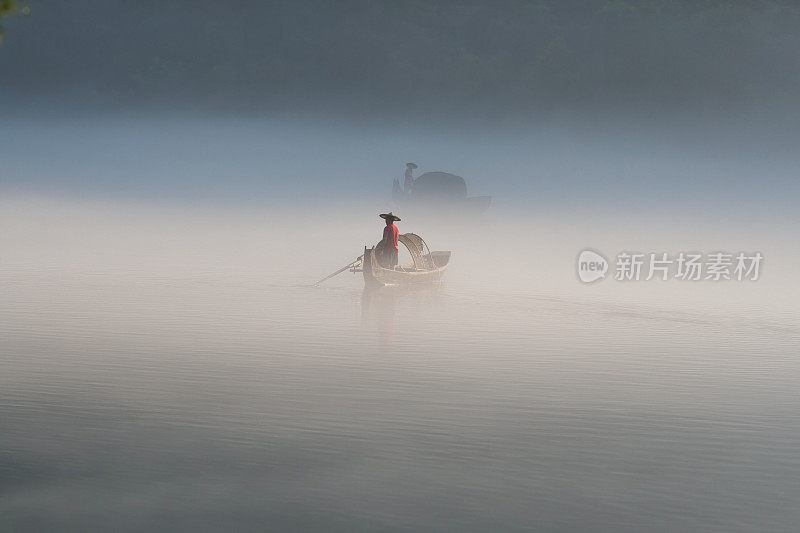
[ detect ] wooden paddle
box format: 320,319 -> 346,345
312,255 -> 363,286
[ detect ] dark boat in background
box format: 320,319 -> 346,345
393,171 -> 491,214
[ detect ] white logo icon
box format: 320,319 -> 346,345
577,250 -> 608,283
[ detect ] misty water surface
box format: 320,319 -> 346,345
2,159 -> 799,530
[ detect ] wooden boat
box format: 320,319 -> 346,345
354,233 -> 451,288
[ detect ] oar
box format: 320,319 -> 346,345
312,255 -> 363,286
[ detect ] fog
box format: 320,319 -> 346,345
2,115 -> 798,320
3,115 -> 799,206
3,2 -> 800,531
3,185 -> 799,530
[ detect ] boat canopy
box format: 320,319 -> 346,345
411,172 -> 468,200
398,233 -> 434,270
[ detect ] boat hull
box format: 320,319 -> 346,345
362,246 -> 449,288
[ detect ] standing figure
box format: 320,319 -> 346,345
404,162 -> 418,194
377,212 -> 401,269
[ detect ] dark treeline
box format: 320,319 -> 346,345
2,0 -> 800,121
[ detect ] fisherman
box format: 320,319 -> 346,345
376,212 -> 400,269
404,162 -> 418,194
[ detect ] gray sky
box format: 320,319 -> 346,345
1,1 -> 798,209
2,1 -> 800,124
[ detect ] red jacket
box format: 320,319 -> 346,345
382,224 -> 399,252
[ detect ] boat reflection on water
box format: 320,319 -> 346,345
360,283 -> 445,347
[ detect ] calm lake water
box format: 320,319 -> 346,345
2,200 -> 799,532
